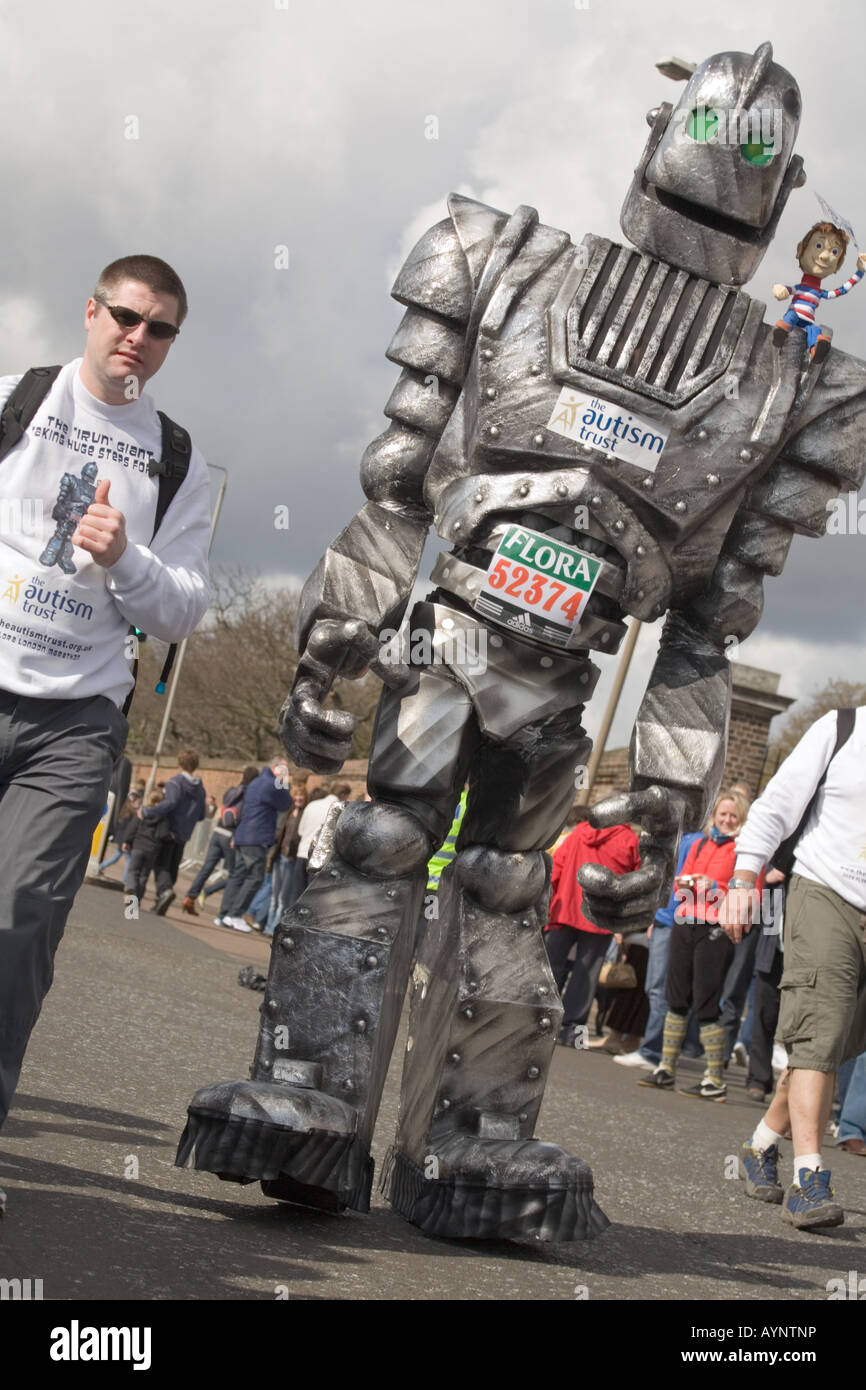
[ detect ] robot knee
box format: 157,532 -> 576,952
334,801 -> 433,877
453,845 -> 547,915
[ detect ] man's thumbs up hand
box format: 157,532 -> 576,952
72,476 -> 128,567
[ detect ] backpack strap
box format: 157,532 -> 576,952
130,412 -> 192,709
0,366 -> 62,461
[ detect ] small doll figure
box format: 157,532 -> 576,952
773,221 -> 866,362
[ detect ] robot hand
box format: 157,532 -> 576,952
772,283 -> 790,301
280,619 -> 411,773
577,785 -> 686,934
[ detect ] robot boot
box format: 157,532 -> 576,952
386,846 -> 610,1242
177,802 -> 432,1213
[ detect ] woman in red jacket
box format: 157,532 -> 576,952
544,811 -> 641,1047
640,789 -> 762,1102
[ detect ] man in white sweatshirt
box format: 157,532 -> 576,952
720,707 -> 866,1229
0,255 -> 212,1176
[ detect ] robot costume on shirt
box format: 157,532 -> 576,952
39,459 -> 98,575
178,43 -> 866,1242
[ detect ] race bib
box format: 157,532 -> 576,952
473,524 -> 602,647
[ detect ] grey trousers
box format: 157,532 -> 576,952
0,689 -> 127,1129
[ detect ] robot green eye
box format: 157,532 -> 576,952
685,106 -> 719,141
741,139 -> 775,166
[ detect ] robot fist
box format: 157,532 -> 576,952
577,785 -> 686,934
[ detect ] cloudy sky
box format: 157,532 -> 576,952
1,0 -> 864,748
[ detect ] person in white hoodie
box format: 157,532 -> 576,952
721,706 -> 866,1230
0,255 -> 212,1182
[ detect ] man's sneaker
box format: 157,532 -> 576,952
739,1143 -> 784,1203
154,890 -> 175,916
732,1042 -> 748,1069
225,916 -> 252,934
613,1050 -> 654,1070
679,1078 -> 727,1102
782,1168 -> 844,1230
638,1067 -> 674,1089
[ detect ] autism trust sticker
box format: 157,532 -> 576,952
546,388 -> 668,472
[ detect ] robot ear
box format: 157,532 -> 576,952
655,57 -> 695,81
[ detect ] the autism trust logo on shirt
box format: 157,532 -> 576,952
546,388 -> 668,471
1,573 -> 93,624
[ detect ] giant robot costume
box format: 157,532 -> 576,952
40,460 -> 98,574
178,44 -> 866,1241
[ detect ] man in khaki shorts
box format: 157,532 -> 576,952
720,706 -> 866,1229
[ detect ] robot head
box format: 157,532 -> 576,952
621,43 -> 805,286
82,461 -> 99,482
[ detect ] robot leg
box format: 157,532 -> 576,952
177,800 -> 434,1212
39,530 -> 62,567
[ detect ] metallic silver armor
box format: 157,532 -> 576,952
178,43 -> 866,1242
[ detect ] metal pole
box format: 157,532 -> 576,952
145,464 -> 227,795
575,618 -> 642,806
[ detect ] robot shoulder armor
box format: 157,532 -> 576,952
391,193 -> 510,325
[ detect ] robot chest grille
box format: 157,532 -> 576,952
563,238 -> 750,406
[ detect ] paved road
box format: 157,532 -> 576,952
1,878 -> 864,1302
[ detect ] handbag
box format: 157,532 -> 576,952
598,946 -> 637,990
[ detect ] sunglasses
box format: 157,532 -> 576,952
94,294 -> 180,341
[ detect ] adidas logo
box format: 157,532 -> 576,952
506,611 -> 533,629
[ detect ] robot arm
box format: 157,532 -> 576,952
282,198 -> 506,771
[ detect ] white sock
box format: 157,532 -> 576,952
751,1120 -> 785,1153
793,1153 -> 822,1180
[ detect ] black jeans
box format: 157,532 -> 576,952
221,844 -> 268,918
545,927 -> 610,1028
746,950 -> 784,1094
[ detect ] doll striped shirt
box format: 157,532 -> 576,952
787,268 -> 864,324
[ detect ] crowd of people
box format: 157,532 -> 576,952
544,708 -> 866,1231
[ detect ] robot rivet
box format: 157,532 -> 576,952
674,500 -> 687,513
539,1016 -> 552,1030
489,635 -> 503,648
281,936 -> 295,950
540,656 -> 553,668
355,1019 -> 367,1033
384,519 -> 392,531
591,496 -> 601,507
474,492 -> 483,504
600,632 -> 610,644
613,519 -> 624,532
489,425 -> 500,439
518,1112 -> 528,1122
580,672 -> 590,684
485,387 -> 497,400
520,917 -> 532,928
344,1079 -> 354,1092
449,1052 -> 461,1065
582,442 -> 593,454
636,589 -> 645,600
441,566 -> 451,579
453,521 -> 462,531
642,477 -> 653,489
260,1059 -> 272,1071
519,483 -> 530,497
537,985 -> 549,996
468,980 -> 479,992
462,1006 -> 474,1019
556,483 -> 567,497
365,955 -> 379,969
707,473 -> 720,486
533,433 -> 545,447
329,867 -> 340,878
377,926 -> 389,936
440,1097 -> 451,1110
530,363 -> 542,375
298,907 -> 309,916
386,888 -> 398,899
739,448 -> 752,461
442,617 -> 454,630
527,1065 -> 541,1080
697,428 -> 708,441
267,999 -> 279,1013
482,347 -> 493,360
635,544 -> 645,556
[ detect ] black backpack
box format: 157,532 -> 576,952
770,707 -> 856,877
0,365 -> 192,716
